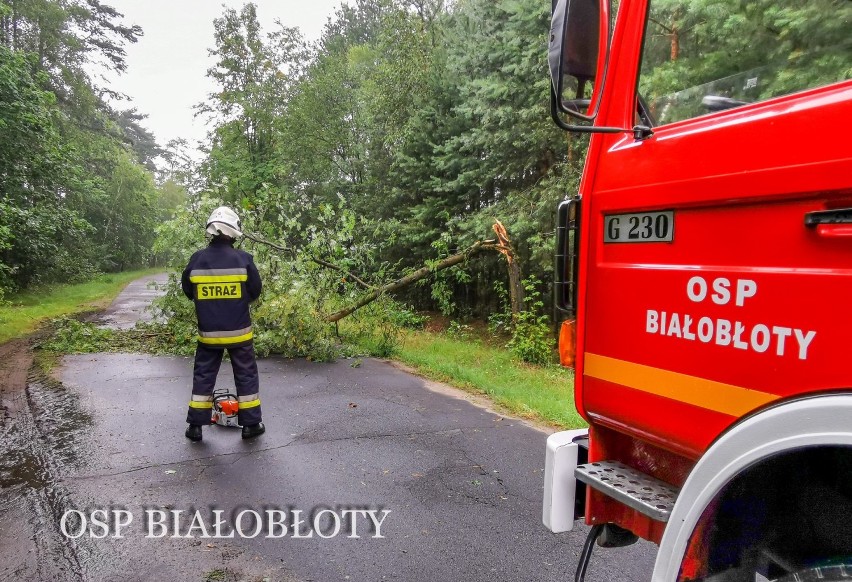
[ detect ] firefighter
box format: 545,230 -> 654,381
181,206 -> 265,441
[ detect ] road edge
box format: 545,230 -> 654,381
383,358 -> 559,436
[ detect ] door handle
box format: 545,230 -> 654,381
804,208 -> 852,238
815,224 -> 852,238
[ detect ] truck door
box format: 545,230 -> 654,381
579,0 -> 852,456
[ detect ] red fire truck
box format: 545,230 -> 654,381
541,0 -> 852,580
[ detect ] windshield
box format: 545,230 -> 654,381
638,0 -> 852,126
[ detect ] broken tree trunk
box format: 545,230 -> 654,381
492,220 -> 523,318
325,239 -> 510,323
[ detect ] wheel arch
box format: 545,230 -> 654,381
652,392 -> 852,582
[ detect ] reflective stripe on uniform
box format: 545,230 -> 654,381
198,332 -> 253,345
188,400 -> 213,409
238,398 -> 261,409
190,268 -> 248,284
199,326 -> 252,338
198,327 -> 252,345
237,393 -> 261,410
190,275 -> 248,284
190,268 -> 247,277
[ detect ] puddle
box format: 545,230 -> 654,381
0,378 -> 95,581
0,381 -> 93,489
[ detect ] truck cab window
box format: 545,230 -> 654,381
638,0 -> 852,126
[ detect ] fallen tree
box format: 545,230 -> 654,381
325,238 -> 511,322
244,222 -> 520,323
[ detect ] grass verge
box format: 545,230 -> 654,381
0,268 -> 166,344
393,330 -> 584,430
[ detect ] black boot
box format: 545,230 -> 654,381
241,422 -> 265,440
185,424 -> 203,442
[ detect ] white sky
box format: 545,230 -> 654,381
100,1 -> 343,154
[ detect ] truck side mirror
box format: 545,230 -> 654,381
549,0 -> 599,101
549,0 -> 621,133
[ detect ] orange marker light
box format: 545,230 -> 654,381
559,319 -> 576,369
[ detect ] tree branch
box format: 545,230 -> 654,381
325,239 -> 501,323
243,231 -> 375,289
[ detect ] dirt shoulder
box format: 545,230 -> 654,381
0,339 -> 34,417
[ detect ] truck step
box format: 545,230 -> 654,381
575,461 -> 679,522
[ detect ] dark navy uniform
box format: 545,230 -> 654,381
181,238 -> 263,427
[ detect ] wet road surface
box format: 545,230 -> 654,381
0,275 -> 658,581
93,272 -> 169,329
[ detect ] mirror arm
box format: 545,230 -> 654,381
556,79 -> 596,121
551,87 -> 625,134
562,98 -> 592,114
633,125 -> 654,140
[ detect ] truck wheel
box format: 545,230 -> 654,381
775,563 -> 852,582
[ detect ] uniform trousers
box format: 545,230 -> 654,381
186,343 -> 262,427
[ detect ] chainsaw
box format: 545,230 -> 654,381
211,389 -> 241,428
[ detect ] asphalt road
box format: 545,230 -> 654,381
94,272 -> 169,329
0,275 -> 657,581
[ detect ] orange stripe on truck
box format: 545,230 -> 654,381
584,353 -> 778,417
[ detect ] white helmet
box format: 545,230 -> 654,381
206,206 -> 243,238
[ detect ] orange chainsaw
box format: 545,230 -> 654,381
211,389 -> 241,428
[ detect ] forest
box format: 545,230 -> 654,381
0,0 -> 181,296
3,0 -> 849,361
